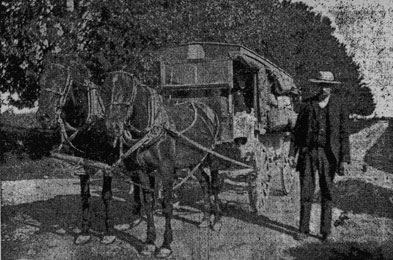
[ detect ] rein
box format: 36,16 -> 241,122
164,126 -> 254,170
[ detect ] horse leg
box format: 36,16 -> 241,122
196,168 -> 212,228
211,170 -> 223,231
126,170 -> 144,228
131,171 -> 142,216
156,163 -> 174,258
101,173 -> 116,244
75,172 -> 92,245
139,171 -> 157,256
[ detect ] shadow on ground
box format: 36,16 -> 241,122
348,119 -> 380,135
315,179 -> 393,220
177,181 -> 303,238
3,172 -> 393,259
285,240 -> 392,260
365,119 -> 393,174
1,190 -> 144,259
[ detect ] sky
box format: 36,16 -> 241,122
1,0 -> 393,117
291,0 -> 393,117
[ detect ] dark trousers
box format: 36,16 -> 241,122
299,147 -> 336,235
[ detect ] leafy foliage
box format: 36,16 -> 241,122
0,0 -> 375,115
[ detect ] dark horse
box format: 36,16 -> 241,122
37,57 -> 121,245
37,60 -> 225,257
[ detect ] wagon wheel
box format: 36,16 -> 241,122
247,145 -> 271,215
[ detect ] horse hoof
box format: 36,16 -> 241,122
114,223 -> 131,231
101,235 -> 116,244
211,220 -> 223,232
140,244 -> 156,256
155,248 -> 173,259
198,219 -> 210,228
75,235 -> 91,245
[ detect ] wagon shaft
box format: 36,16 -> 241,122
50,152 -> 155,192
51,152 -> 111,171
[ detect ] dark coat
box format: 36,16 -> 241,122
289,95 -> 351,172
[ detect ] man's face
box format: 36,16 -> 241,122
317,84 -> 332,100
322,86 -> 331,96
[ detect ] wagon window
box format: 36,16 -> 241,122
164,60 -> 229,86
197,61 -> 228,85
165,64 -> 195,85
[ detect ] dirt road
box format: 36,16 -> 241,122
2,162 -> 393,260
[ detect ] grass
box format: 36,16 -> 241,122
0,154 -> 77,181
0,111 -> 40,129
1,111 -> 62,179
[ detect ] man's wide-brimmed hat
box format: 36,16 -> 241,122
309,71 -> 341,84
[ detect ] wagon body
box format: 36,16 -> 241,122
159,42 -> 298,143
160,43 -> 299,212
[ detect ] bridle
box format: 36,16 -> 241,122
107,71 -> 139,156
42,63 -> 84,152
106,71 -> 167,158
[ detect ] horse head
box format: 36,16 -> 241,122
101,71 -> 148,144
37,55 -> 91,131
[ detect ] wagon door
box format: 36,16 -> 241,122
231,58 -> 259,140
232,54 -> 299,134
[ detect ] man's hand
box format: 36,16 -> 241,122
288,156 -> 296,168
338,162 -> 349,176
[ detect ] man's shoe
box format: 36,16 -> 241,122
294,232 -> 309,241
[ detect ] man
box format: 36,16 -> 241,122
289,71 -> 350,242
233,75 -> 251,114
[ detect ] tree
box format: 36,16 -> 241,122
0,0 -> 97,108
0,0 -> 375,115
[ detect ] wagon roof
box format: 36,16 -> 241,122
159,42 -> 296,92
161,42 -> 292,75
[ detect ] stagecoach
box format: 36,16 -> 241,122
36,43 -> 300,255
159,42 -> 299,212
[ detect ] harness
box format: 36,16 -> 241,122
43,64 -> 105,152
107,71 -> 171,158
46,68 -> 256,192
44,65 -> 80,151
